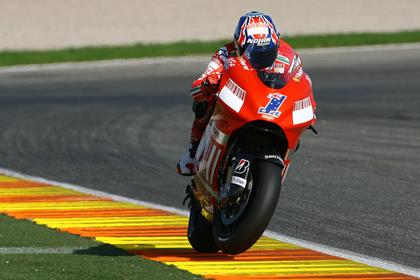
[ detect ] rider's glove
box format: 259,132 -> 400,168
201,73 -> 221,96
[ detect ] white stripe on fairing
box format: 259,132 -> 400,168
0,247 -> 88,255
205,144 -> 217,182
203,136 -> 213,162
0,166 -> 419,278
195,124 -> 212,162
198,137 -> 212,174
219,84 -> 245,113
209,148 -> 221,184
292,106 -> 314,125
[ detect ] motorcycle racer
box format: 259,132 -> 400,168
177,11 -> 310,176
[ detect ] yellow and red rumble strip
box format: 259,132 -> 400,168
0,174 -> 417,280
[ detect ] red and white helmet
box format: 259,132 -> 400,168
234,11 -> 280,55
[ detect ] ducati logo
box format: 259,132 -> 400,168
234,159 -> 250,174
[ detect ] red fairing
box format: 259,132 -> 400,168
217,56 -> 315,148
202,55 -> 316,187
190,39 -> 303,102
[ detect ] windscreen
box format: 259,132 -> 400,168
244,45 -> 291,89
257,70 -> 290,89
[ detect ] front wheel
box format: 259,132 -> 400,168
213,160 -> 282,254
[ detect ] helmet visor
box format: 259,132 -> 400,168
244,43 -> 278,70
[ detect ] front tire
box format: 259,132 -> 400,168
213,160 -> 282,254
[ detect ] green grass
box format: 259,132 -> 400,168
0,214 -> 201,280
1,30 -> 420,67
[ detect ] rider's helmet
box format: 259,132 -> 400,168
234,11 -> 280,55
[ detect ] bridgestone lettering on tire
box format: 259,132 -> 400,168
213,160 -> 282,254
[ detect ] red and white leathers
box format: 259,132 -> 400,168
177,39 -> 308,176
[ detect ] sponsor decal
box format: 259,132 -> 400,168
258,93 -> 287,118
211,124 -> 229,146
231,176 -> 247,188
264,154 -> 283,161
294,97 -> 312,111
226,59 -> 236,69
261,114 -> 274,120
292,97 -> 314,125
238,57 -> 251,71
203,59 -> 223,76
277,54 -> 290,65
245,16 -> 272,46
289,55 -> 302,74
265,60 -> 285,74
246,38 -> 272,45
264,154 -> 285,166
234,159 -> 250,174
293,67 -> 303,82
219,79 -> 246,113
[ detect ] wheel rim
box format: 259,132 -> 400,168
219,170 -> 253,236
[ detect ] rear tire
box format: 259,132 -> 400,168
213,160 -> 282,254
187,197 -> 219,253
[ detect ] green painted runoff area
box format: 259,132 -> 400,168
0,214 -> 201,280
0,31 -> 419,67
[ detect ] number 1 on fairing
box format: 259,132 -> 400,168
258,93 -> 287,118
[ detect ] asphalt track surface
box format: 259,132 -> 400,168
0,45 -> 419,268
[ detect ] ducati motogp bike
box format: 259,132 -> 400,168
185,54 -> 317,254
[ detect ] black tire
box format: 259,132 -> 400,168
213,160 -> 282,254
187,197 -> 219,253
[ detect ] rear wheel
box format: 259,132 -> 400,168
213,160 -> 282,254
187,196 -> 218,253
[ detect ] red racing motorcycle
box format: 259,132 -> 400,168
185,53 -> 317,254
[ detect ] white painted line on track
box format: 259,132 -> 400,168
0,166 -> 419,277
0,247 -> 89,255
1,43 -> 420,74
264,231 -> 420,278
0,167 -> 189,217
